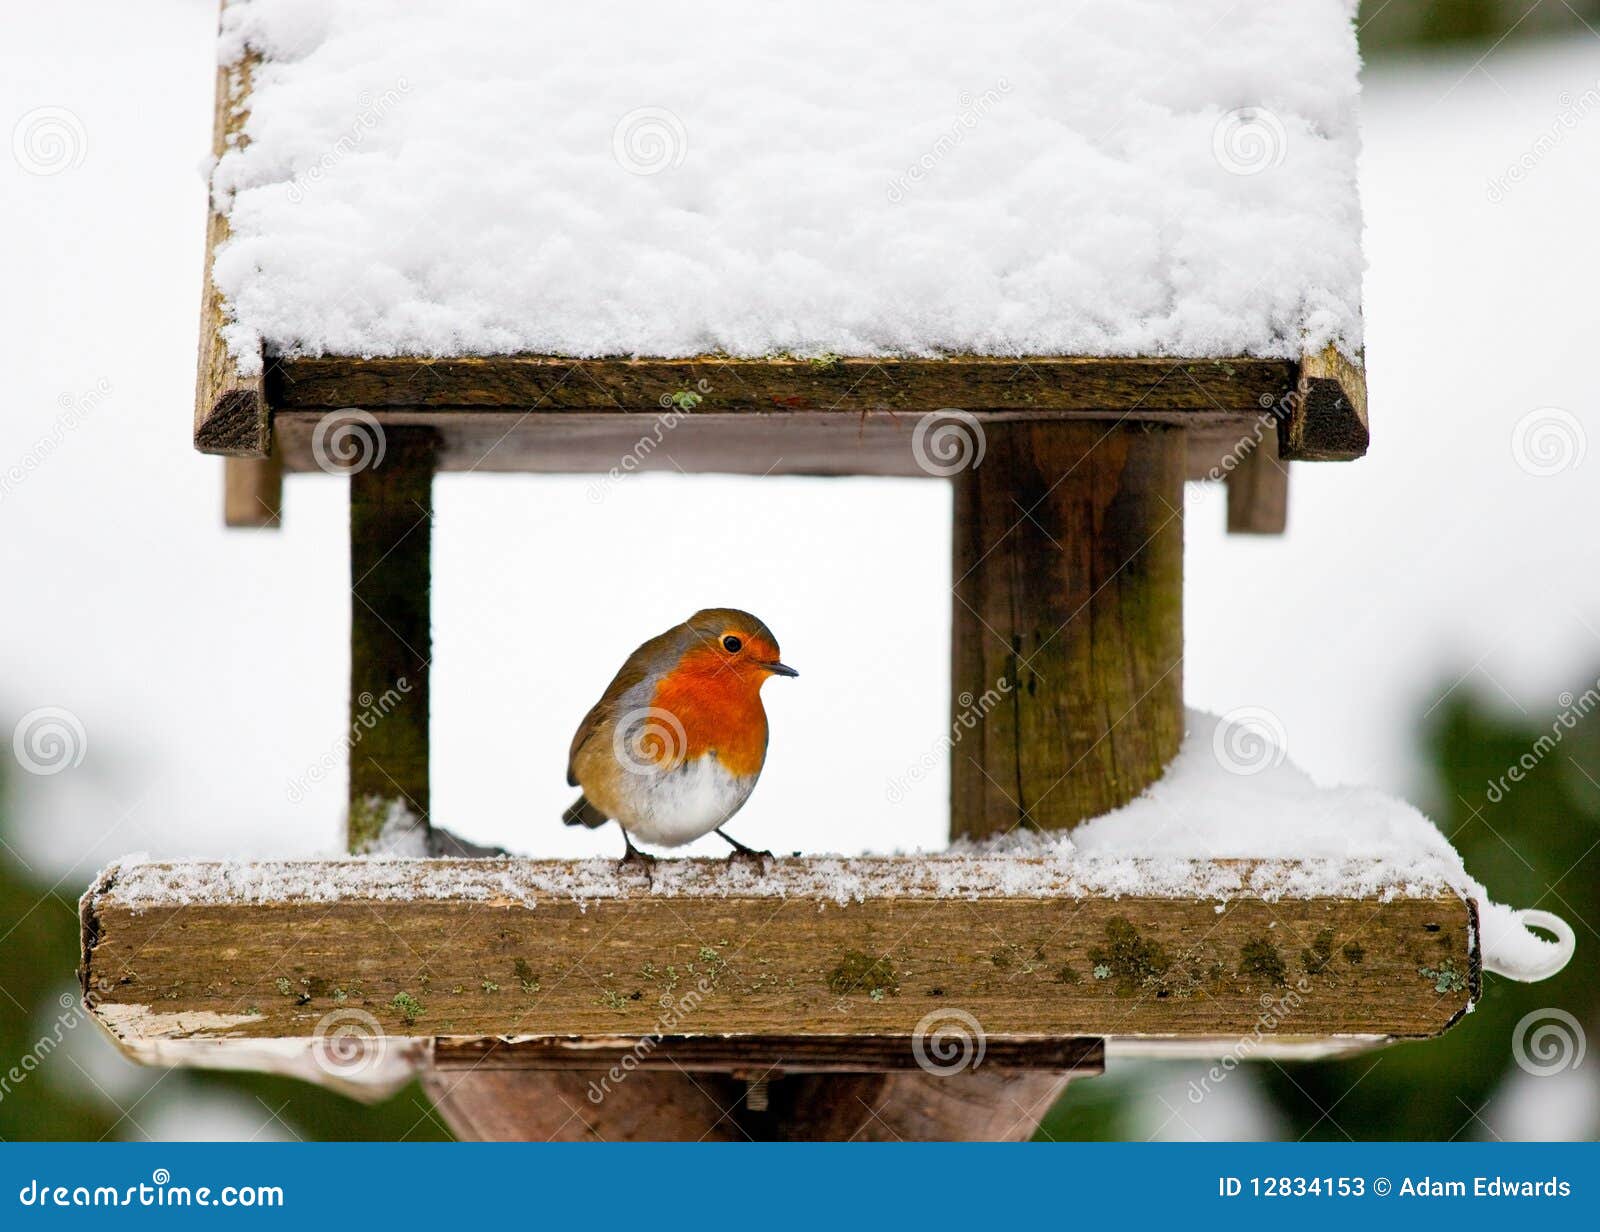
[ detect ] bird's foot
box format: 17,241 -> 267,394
724,848 -> 773,872
717,828 -> 773,870
618,836 -> 658,885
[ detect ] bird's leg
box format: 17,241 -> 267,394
717,827 -> 773,865
618,828 -> 657,884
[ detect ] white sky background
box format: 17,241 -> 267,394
2,1 -> 1599,895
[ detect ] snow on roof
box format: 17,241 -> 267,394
97,715 -> 1571,984
209,0 -> 1365,370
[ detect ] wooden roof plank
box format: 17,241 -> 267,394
194,55 -> 268,457
265,355 -> 1296,414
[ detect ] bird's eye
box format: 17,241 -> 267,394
722,635 -> 743,653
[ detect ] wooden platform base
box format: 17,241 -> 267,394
79,854 -> 1477,1142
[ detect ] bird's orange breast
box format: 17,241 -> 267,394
650,668 -> 769,778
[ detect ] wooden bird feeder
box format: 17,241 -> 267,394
77,6 -> 1475,1144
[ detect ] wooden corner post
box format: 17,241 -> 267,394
952,422 -> 1185,838
347,427 -> 437,855
934,422 -> 1185,1136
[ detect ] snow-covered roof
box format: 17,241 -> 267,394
209,0 -> 1365,369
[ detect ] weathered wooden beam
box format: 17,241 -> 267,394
79,857 -> 1479,1047
1225,429 -> 1290,535
431,1035 -> 1104,1073
347,429 -> 437,853
256,350 -> 1362,476
194,53 -> 267,457
223,456 -> 283,529
1279,346 -> 1368,462
951,423 -> 1186,837
266,355 -> 1295,414
273,409 -> 1267,479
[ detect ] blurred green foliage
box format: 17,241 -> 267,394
1359,0 -> 1600,53
1037,681 -> 1600,1142
1256,683 -> 1599,1140
0,761 -> 452,1141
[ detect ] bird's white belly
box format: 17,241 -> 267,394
615,753 -> 756,847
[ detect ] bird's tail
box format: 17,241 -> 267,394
562,794 -> 610,829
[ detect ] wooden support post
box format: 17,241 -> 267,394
939,422 -> 1185,1137
1225,430 -> 1289,535
347,428 -> 436,855
223,456 -> 283,529
951,423 -> 1186,839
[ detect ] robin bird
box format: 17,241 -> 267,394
563,608 -> 797,864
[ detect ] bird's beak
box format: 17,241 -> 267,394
761,661 -> 799,678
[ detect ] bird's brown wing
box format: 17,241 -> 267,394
565,627 -> 682,786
